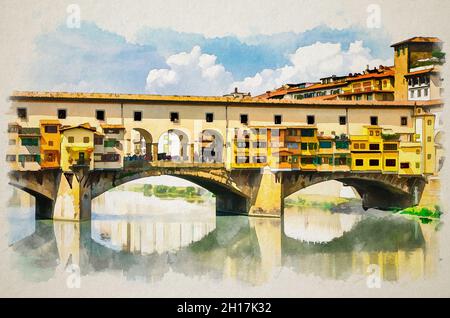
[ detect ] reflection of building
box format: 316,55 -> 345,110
92,220 -> 215,255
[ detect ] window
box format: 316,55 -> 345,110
44,125 -> 58,133
301,129 -> 315,137
370,131 -> 373,136
370,116 -> 378,125
96,110 -> 105,121
339,116 -> 346,125
307,115 -> 315,125
58,109 -> 67,119
354,143 -> 360,150
21,138 -> 38,146
301,157 -> 314,165
48,141 -> 54,147
253,142 -> 267,148
308,143 -> 317,150
18,154 -> 40,163
8,139 -> 16,145
45,153 -> 54,162
319,141 -> 332,148
369,159 -> 379,166
236,156 -> 249,163
301,143 -> 308,150
102,153 -> 120,162
384,143 -> 398,151
427,120 -> 432,126
427,154 -> 432,160
17,108 -> 27,119
94,136 -> 103,145
417,89 -> 422,97
385,159 -> 396,167
427,136 -> 432,142
410,90 -> 414,99
286,142 -> 298,149
416,149 -> 421,155
68,136 -> 74,143
6,155 -> 16,162
360,143 -> 366,150
240,114 -> 248,125
367,94 -> 373,101
416,162 -> 420,169
253,156 -> 267,163
170,112 -> 179,123
355,95 -> 362,101
400,162 -> 410,169
401,117 -> 408,126
104,139 -> 117,148
83,137 -> 90,143
355,159 -> 364,166
237,141 -> 249,148
424,88 -> 429,96
134,111 -> 142,121
369,143 -> 380,151
206,113 -> 214,123
274,115 -> 282,125
335,140 -> 349,149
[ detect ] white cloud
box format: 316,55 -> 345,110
146,41 -> 392,96
146,46 -> 233,95
231,40 -> 392,95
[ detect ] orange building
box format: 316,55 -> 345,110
39,119 -> 61,169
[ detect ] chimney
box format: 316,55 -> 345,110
234,87 -> 238,93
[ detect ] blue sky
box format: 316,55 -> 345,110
30,21 -> 393,95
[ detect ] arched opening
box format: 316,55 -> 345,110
132,128 -> 154,161
158,129 -> 190,162
198,129 -> 224,163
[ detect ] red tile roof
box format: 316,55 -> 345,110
391,36 -> 442,47
404,68 -> 437,77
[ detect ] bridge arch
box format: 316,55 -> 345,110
158,129 -> 190,162
132,128 -> 154,160
282,171 -> 426,210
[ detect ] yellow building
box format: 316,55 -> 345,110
60,123 -> 96,172
382,139 -> 399,173
350,126 -> 383,172
414,109 -> 436,175
398,143 -> 422,175
40,119 -> 61,169
339,66 -> 395,101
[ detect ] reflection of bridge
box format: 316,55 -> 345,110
9,161 -> 426,221
11,212 -> 433,286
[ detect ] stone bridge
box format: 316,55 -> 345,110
8,162 -> 426,221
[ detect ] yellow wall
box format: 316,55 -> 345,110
393,44 -> 409,101
61,128 -> 95,172
40,120 -> 61,169
399,144 -> 422,175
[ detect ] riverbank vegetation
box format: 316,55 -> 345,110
285,194 -> 358,210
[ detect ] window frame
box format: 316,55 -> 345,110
57,109 -> 67,119
96,109 -> 106,121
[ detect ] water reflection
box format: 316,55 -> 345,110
6,187 -> 440,286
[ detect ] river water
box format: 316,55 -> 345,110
3,181 -> 440,290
